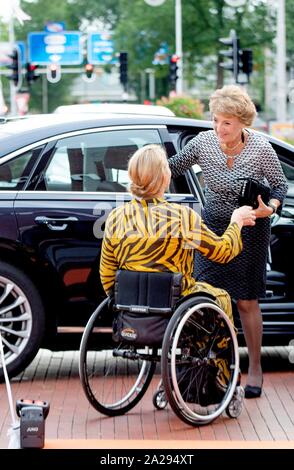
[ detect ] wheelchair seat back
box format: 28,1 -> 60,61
114,270 -> 182,313
113,270 -> 182,346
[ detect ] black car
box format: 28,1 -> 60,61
0,113 -> 293,380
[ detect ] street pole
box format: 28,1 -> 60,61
42,74 -> 48,113
175,0 -> 183,94
264,47 -> 273,118
140,71 -> 146,103
276,0 -> 287,121
145,68 -> 155,101
8,15 -> 16,115
144,0 -> 183,94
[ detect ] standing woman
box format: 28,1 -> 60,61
168,85 -> 288,398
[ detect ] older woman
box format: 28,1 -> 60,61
168,85 -> 288,398
100,144 -> 255,327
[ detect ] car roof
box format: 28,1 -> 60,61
0,113 -> 292,158
54,103 -> 176,116
0,113 -> 211,157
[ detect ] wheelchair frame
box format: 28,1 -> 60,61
79,278 -> 244,427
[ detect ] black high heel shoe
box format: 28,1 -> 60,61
244,378 -> 263,399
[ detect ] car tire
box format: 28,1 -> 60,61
0,261 -> 45,382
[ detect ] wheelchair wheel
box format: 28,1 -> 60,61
161,297 -> 240,426
153,389 -> 168,410
226,385 -> 244,418
79,298 -> 156,416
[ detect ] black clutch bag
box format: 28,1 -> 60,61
238,177 -> 270,209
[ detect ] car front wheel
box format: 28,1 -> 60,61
0,262 -> 45,382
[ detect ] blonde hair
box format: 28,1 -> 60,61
209,85 -> 257,126
128,144 -> 170,199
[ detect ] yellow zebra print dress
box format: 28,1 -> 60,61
100,197 -> 242,323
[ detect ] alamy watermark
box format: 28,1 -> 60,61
92,195 -> 203,243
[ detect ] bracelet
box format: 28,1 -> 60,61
268,201 -> 278,214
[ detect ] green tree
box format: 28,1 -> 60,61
73,0 -> 276,105
286,0 -> 294,69
2,0 -> 286,112
12,0 -> 81,112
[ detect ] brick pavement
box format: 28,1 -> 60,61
1,347 -> 294,449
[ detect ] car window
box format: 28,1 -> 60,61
192,163 -> 204,188
181,134 -> 205,189
0,147 -> 43,190
280,161 -> 294,183
41,129 -> 163,192
280,161 -> 294,197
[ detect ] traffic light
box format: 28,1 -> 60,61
7,47 -> 21,88
49,64 -> 57,80
46,64 -> 61,83
240,49 -> 253,80
25,63 -> 39,86
219,29 -> 240,83
119,52 -> 128,89
84,63 -> 95,80
168,54 -> 179,90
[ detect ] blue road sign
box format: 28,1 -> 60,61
28,31 -> 82,65
87,32 -> 117,65
17,42 -> 26,65
0,41 -> 26,66
45,22 -> 65,33
153,42 -> 169,65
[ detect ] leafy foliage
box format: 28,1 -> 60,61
157,95 -> 204,119
1,0 -> 291,112
286,0 -> 294,68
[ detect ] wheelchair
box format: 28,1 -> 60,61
79,270 -> 244,426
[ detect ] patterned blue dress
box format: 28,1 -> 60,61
169,130 -> 288,300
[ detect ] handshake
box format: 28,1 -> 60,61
230,206 -> 256,229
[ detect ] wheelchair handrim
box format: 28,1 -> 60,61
170,302 -> 240,422
105,355 -> 151,409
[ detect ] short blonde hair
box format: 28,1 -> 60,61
128,144 -> 170,199
209,85 -> 257,126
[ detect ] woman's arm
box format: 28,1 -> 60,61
168,133 -> 202,178
182,206 -> 255,263
99,236 -> 119,295
99,209 -> 121,295
254,140 -> 288,218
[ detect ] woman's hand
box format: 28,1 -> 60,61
231,205 -> 256,229
253,195 -> 273,218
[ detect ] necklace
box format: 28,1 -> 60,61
222,139 -> 242,152
226,154 -> 238,169
221,141 -> 242,169
221,133 -> 245,169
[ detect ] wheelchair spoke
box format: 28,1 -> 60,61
162,298 -> 240,426
79,301 -> 156,416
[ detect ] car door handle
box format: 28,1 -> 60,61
35,216 -> 79,231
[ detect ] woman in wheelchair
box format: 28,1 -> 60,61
100,144 -> 255,322
80,144 -> 256,426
